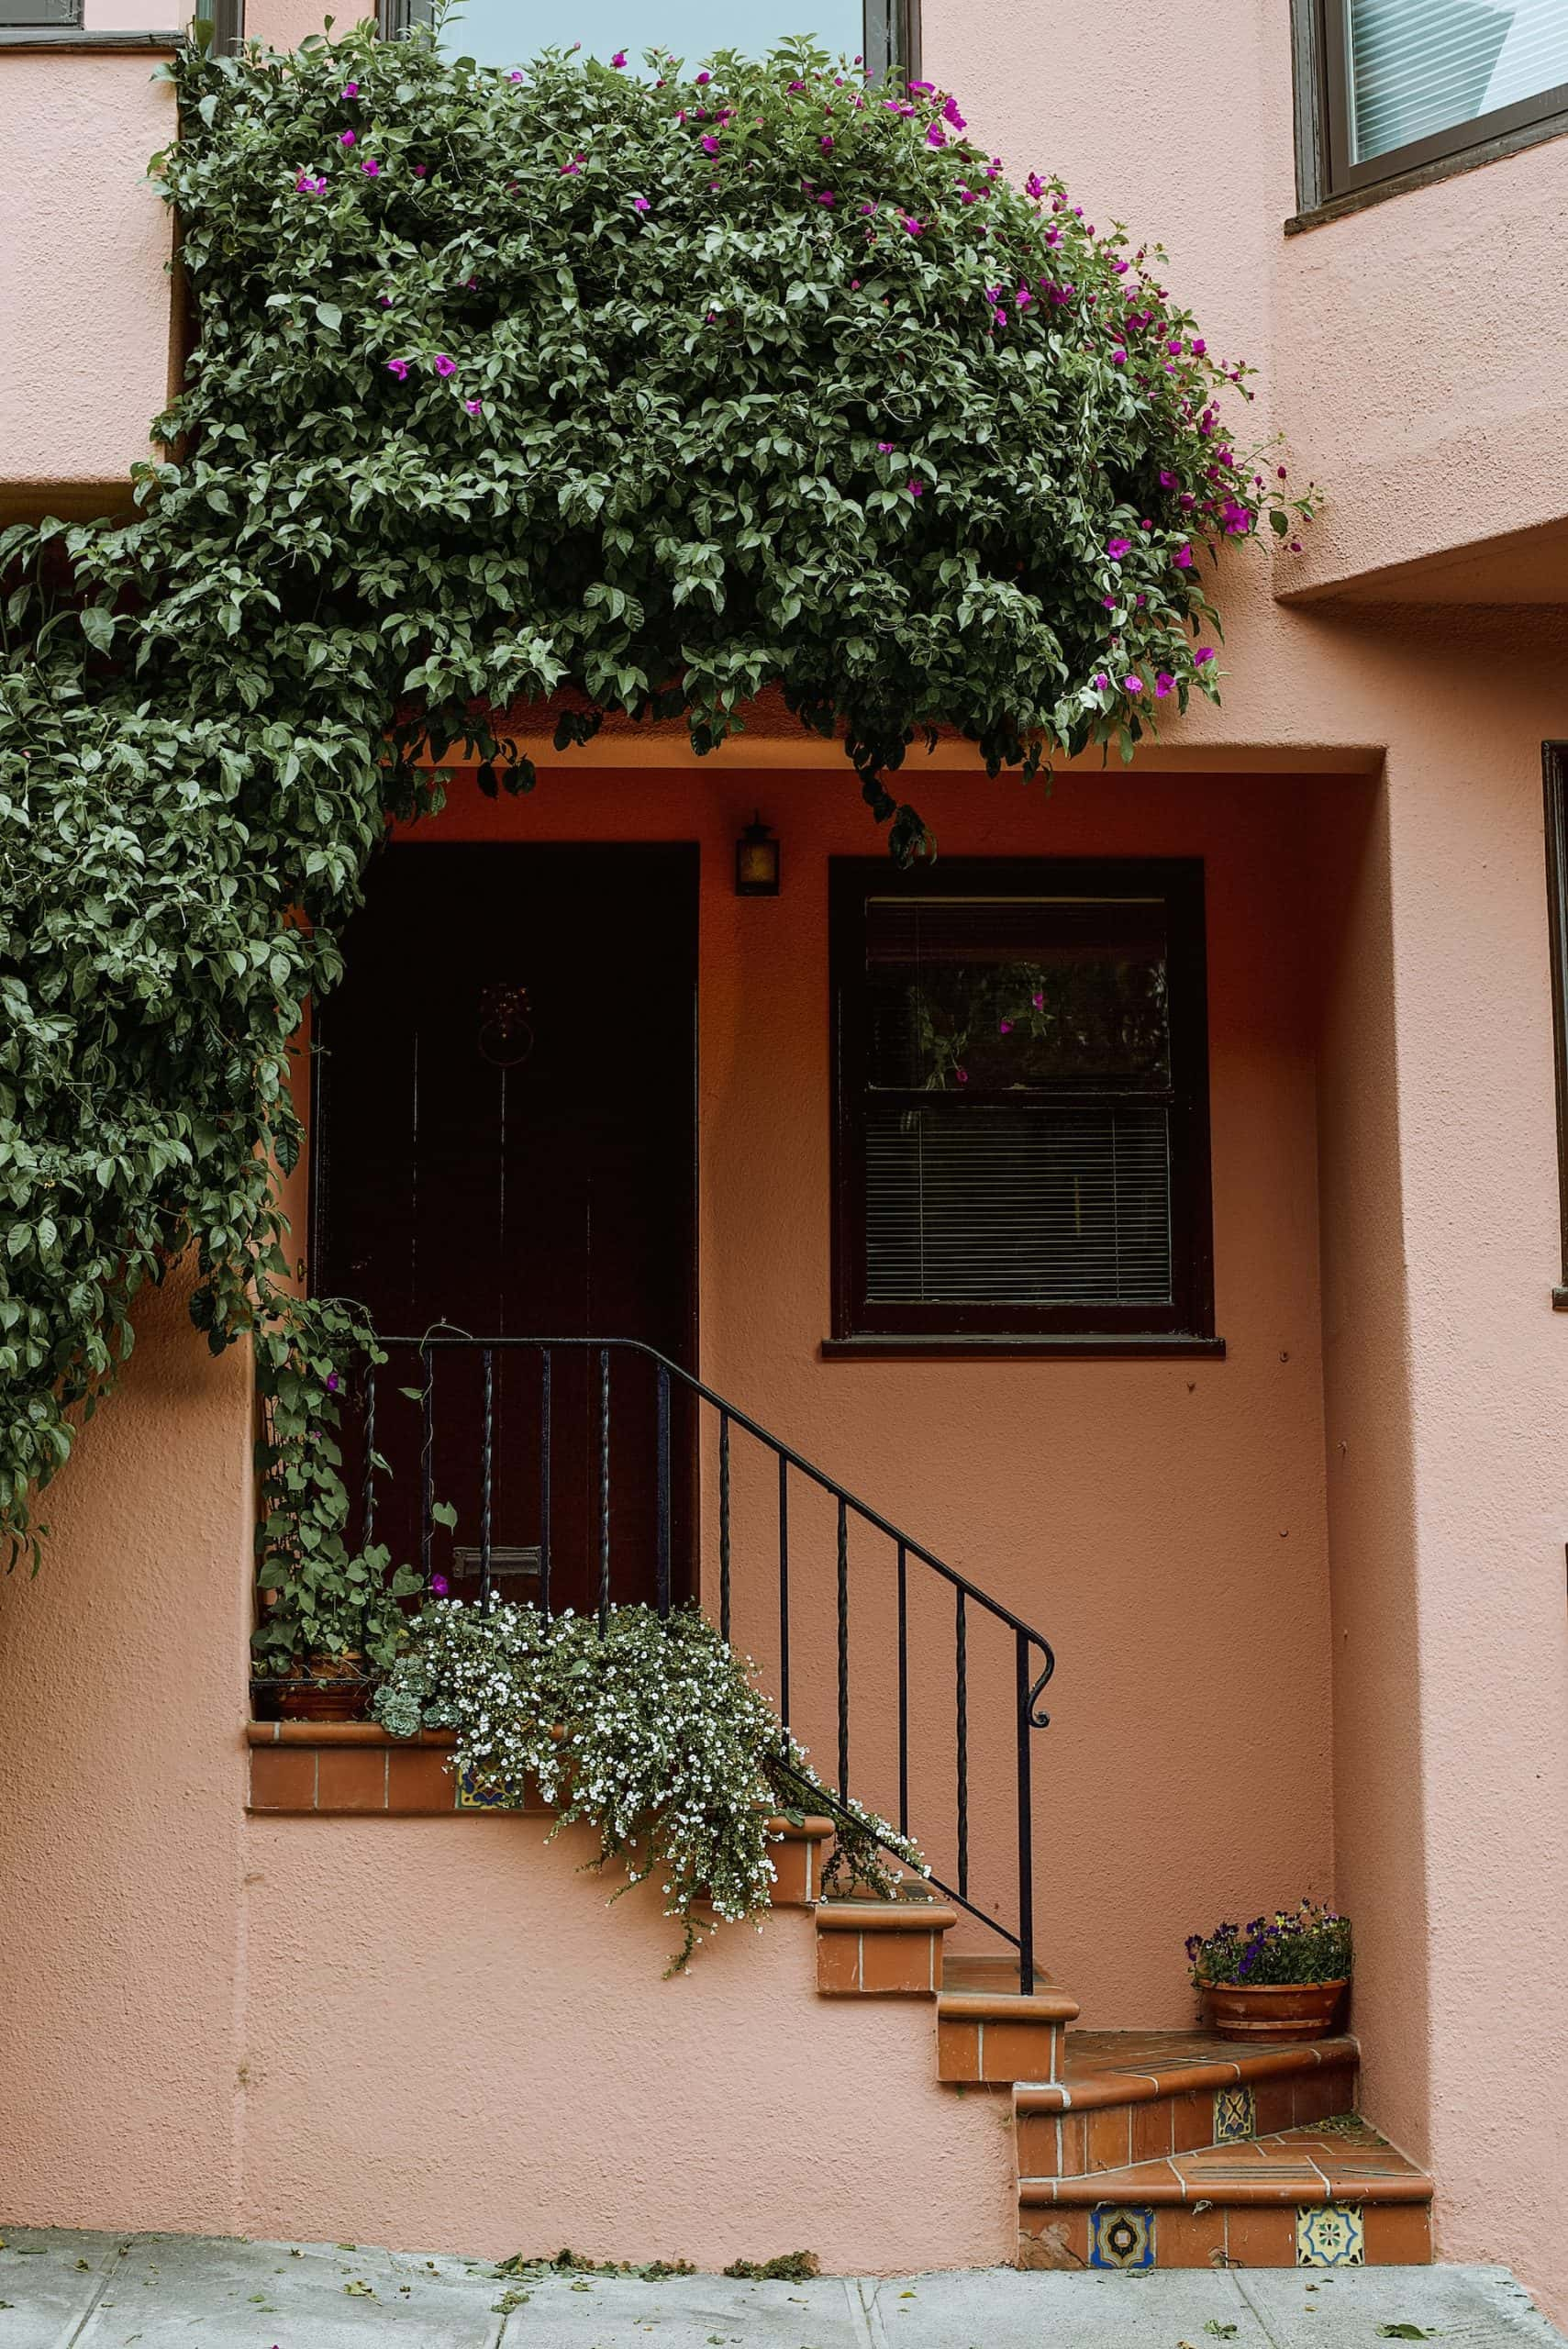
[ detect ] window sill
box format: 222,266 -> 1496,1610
0,27 -> 182,45
819,1334 -> 1227,1362
1286,110 -> 1568,234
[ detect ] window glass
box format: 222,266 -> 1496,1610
438,0 -> 865,70
864,897 -> 1171,1095
1348,0 -> 1568,163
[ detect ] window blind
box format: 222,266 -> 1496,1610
1348,0 -> 1568,162
864,1104 -> 1173,1308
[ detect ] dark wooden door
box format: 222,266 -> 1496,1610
312,843 -> 698,1613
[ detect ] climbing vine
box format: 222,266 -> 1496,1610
0,17 -> 1311,1556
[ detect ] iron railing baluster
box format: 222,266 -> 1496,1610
956,1586 -> 969,1903
656,1363 -> 672,1621
717,1408 -> 731,1643
778,1453 -> 791,1730
597,1345 -> 610,1636
419,1343 -> 434,1588
362,1364 -> 376,1552
539,1347 -> 552,1620
896,1539 -> 909,1842
836,1497 -> 850,1801
1016,1629 -> 1035,1996
480,1347 -> 494,1608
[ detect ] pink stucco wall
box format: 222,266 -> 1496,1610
2,0 -> 1567,2318
0,52 -> 176,510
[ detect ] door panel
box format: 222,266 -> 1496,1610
312,842 -> 698,1612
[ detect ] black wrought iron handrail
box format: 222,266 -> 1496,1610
370,1330 -> 1057,1991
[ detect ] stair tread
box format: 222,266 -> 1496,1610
1021,2119 -> 1433,2208
939,1953 -> 1079,2022
1017,2027 -> 1360,2111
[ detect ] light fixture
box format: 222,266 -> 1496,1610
735,814 -> 780,897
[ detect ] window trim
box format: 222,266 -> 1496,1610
828,857 -> 1218,1355
1304,0 -> 1568,207
381,0 -> 917,72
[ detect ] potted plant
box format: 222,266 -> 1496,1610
1185,1901 -> 1351,2041
250,1297 -> 425,1722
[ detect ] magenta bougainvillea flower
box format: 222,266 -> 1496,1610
341,79 -> 358,97
610,48 -> 627,67
339,128 -> 355,147
464,398 -> 482,415
385,359 -> 408,379
1155,672 -> 1175,696
561,151 -> 584,174
295,172 -> 327,195
361,158 -> 380,176
1173,543 -> 1194,568
907,479 -> 924,496
1106,535 -> 1131,560
632,194 -> 650,211
898,213 -> 924,236
701,134 -> 719,153
1195,646 -> 1216,663
876,440 -> 893,452
429,1574 -> 450,1597
1092,672 -> 1110,690
434,353 -> 456,377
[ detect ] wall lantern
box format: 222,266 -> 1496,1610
734,814 -> 781,897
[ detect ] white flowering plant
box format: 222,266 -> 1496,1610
373,1598 -> 924,1969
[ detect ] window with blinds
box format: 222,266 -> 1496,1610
1318,0 -> 1568,195
829,862 -> 1214,1347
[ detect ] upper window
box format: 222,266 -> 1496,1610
828,861 -> 1216,1352
1318,0 -> 1568,196
384,0 -> 916,77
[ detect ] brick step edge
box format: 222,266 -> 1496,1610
1016,2034 -> 1361,2114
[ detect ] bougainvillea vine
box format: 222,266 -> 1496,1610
0,19 -> 1312,1562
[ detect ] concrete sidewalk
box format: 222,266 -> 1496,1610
2,2228 -> 1563,2349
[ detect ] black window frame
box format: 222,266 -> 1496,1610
1298,0 -> 1568,212
827,857 -> 1219,1360
380,0 -> 917,75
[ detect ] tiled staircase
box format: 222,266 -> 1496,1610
804,1862 -> 1433,2273
246,1727 -> 1434,2272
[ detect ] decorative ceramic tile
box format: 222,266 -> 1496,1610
1296,2204 -> 1365,2266
457,1762 -> 519,1809
1214,2086 -> 1256,2142
1089,2207 -> 1155,2271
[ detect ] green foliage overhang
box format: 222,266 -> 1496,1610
0,19 -> 1310,1553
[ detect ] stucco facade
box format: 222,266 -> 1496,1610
2,0 -> 1565,2321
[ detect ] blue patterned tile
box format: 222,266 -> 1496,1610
1215,2085 -> 1256,2142
1296,2204 -> 1365,2266
1089,2207 -> 1155,2270
457,1761 -> 519,1809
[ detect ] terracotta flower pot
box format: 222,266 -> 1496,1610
1199,1977 -> 1348,2042
276,1650 -> 372,1723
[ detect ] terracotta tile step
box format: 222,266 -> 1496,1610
1023,2027 -> 1362,2111
815,1898 -> 961,1995
936,1958 -> 1079,2085
1016,2037 -> 1359,2176
1020,2120 -> 1433,2210
1020,2194 -> 1430,2271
